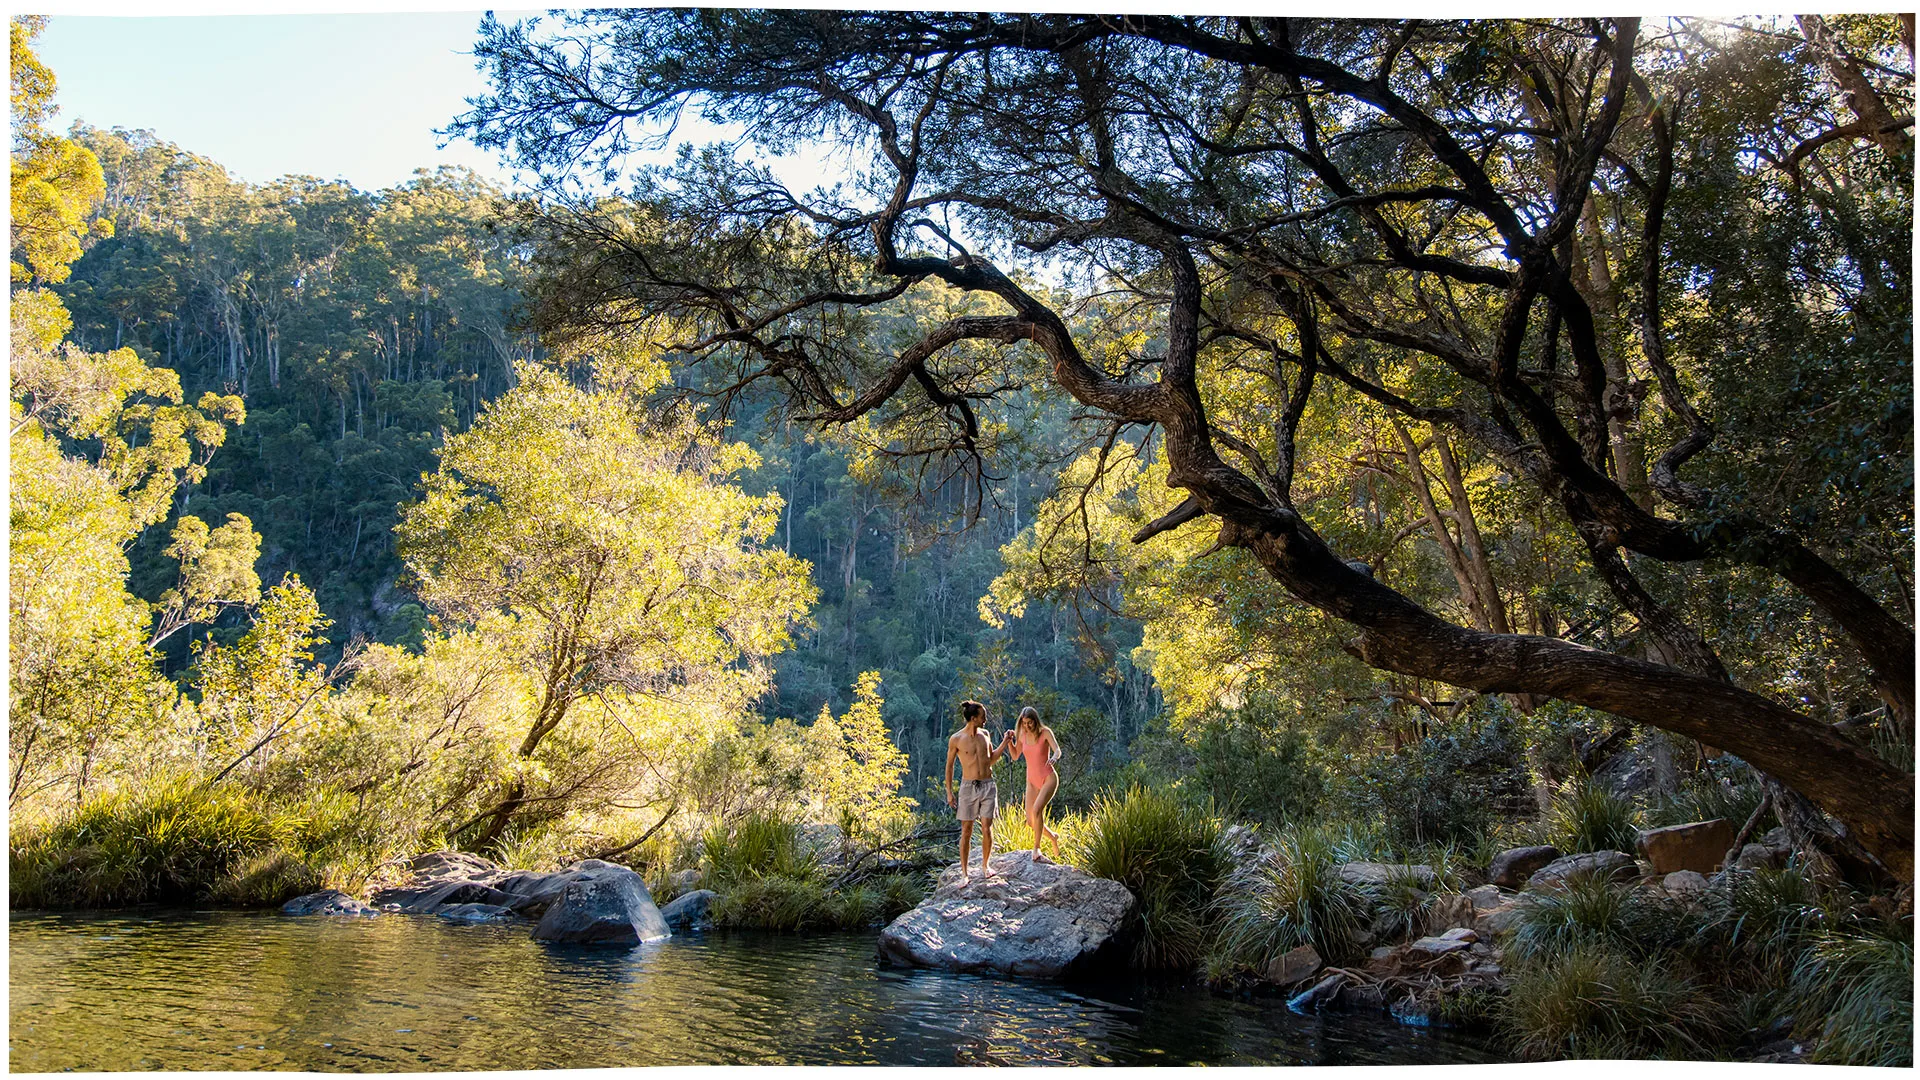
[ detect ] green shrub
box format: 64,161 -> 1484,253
208,849 -> 324,906
707,871 -> 921,931
1544,777 -> 1640,855
1500,942 -> 1726,1060
1793,929 -> 1913,1066
1335,708 -> 1532,849
710,874 -> 825,930
11,777 -> 413,909
1209,826 -> 1371,972
1071,784 -> 1227,970
1185,702 -> 1327,826
702,811 -> 818,887
877,871 -> 928,921
12,775 -> 296,908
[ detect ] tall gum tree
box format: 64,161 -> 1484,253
454,14 -> 1914,878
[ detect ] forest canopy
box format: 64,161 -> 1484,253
452,13 -> 1915,876
7,14 -> 1914,891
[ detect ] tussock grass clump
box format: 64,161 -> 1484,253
1209,826 -> 1371,974
708,871 -> 926,931
1501,941 -> 1727,1059
1070,785 -> 1226,970
1543,777 -> 1639,855
9,776 -> 394,909
1699,864 -> 1831,968
1792,929 -> 1913,1067
1505,874 -> 1697,962
702,811 -> 819,887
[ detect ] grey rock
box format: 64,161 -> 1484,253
1428,892 -> 1475,931
1337,862 -> 1437,888
878,850 -> 1135,978
404,849 -> 503,883
1390,999 -> 1434,1027
1219,824 -> 1265,863
531,861 -> 671,945
490,870 -> 582,917
282,890 -> 377,916
436,903 -> 517,922
1287,972 -> 1347,1013
1735,843 -> 1785,872
1408,934 -> 1473,957
1525,850 -> 1637,891
660,889 -> 717,931
1663,870 -> 1709,897
1265,943 -> 1322,987
1475,901 -> 1530,936
1761,826 -> 1792,852
1465,884 -> 1507,911
376,880 -> 518,914
1592,737 -> 1678,800
1487,845 -> 1561,888
667,868 -> 703,894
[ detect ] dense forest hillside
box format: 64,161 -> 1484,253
49,126 -> 1159,792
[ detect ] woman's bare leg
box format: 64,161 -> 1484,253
1035,773 -> 1061,859
1024,783 -> 1045,856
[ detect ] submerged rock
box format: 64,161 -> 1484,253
1636,819 -> 1734,875
1486,845 -> 1560,888
877,850 -> 1134,978
660,889 -> 716,931
532,861 -> 671,945
282,890 -> 377,916
436,903 -> 517,922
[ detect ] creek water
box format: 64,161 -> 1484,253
11,909 -> 1500,1069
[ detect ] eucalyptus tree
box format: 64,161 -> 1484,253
455,15 -> 1913,876
394,347 -> 816,849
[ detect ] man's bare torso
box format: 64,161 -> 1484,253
950,727 -> 995,780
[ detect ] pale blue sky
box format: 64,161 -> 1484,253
32,9 -> 837,195
37,12 -> 522,190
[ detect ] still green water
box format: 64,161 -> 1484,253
11,910 -> 1500,1069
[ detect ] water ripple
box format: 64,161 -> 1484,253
11,910 -> 1500,1069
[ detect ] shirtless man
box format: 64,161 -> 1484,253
944,699 -> 1006,878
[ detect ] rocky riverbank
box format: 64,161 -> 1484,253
281,851 -> 672,945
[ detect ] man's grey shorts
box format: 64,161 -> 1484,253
956,778 -> 997,822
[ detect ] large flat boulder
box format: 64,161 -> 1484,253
878,850 -> 1134,978
1487,845 -> 1561,888
531,861 -> 671,945
1525,850 -> 1638,891
1636,819 -> 1734,875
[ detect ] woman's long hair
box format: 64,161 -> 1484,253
1017,706 -> 1042,739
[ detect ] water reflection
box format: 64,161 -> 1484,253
11,910 -> 1499,1069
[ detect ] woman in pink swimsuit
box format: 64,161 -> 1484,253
1002,706 -> 1062,860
